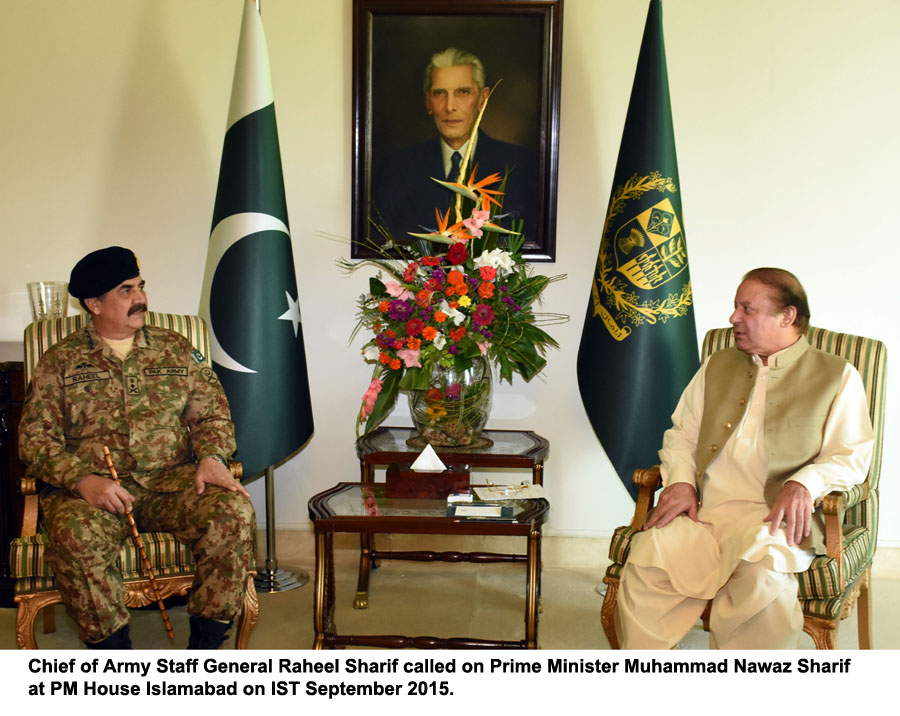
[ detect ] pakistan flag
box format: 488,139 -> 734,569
199,0 -> 314,479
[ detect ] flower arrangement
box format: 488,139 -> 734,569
344,90 -> 566,439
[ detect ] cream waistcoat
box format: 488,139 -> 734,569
695,336 -> 847,551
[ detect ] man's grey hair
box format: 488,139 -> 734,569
742,267 -> 811,332
423,47 -> 486,94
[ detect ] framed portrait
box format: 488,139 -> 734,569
351,0 -> 564,261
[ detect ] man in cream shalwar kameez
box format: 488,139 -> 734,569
617,269 -> 874,649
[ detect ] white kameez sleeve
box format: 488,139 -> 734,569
786,363 -> 875,502
658,361 -> 707,490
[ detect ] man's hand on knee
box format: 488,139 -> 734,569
764,481 -> 812,547
645,482 -> 699,530
75,474 -> 135,515
195,457 -> 250,498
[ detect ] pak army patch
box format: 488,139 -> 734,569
191,350 -> 207,364
200,367 -> 219,384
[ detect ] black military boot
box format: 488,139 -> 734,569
85,624 -> 132,649
187,616 -> 233,649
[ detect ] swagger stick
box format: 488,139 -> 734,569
102,446 -> 175,640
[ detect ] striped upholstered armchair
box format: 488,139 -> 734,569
10,312 -> 259,648
600,326 -> 887,650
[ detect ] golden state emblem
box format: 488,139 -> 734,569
591,172 -> 693,341
614,198 -> 687,289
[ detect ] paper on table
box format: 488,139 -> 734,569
473,484 -> 548,501
454,504 -> 503,518
410,444 -> 447,473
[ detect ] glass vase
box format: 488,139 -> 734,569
408,356 -> 493,447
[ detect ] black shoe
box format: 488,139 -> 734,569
187,616 -> 233,649
85,624 -> 132,649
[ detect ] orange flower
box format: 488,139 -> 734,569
407,337 -> 422,350
389,359 -> 402,370
378,300 -> 390,312
416,289 -> 432,306
447,270 -> 465,285
422,326 -> 438,341
449,326 -> 466,341
434,311 -> 447,323
379,352 -> 390,364
455,284 -> 469,296
449,301 -> 459,309
478,282 -> 495,299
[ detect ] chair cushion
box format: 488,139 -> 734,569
797,525 -> 870,601
10,531 -> 196,595
608,524 -> 638,565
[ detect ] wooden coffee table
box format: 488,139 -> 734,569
308,482 -> 549,649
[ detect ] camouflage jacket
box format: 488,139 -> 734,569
19,320 -> 236,493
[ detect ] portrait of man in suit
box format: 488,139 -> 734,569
352,3 -> 562,260
371,48 -> 538,245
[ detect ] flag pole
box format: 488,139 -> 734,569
254,465 -> 309,592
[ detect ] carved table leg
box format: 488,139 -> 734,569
313,530 -> 336,649
524,527 -> 542,649
354,532 -> 373,609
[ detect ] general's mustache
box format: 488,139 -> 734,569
128,304 -> 148,316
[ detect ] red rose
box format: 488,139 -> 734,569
446,242 -> 468,265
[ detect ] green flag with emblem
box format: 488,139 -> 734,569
199,0 -> 313,479
577,0 -> 698,500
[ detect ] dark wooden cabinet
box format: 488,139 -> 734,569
0,362 -> 25,607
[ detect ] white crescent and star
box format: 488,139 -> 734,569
199,212 -> 299,374
199,6 -> 297,375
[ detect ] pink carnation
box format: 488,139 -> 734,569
384,281 -> 413,301
396,348 -> 422,368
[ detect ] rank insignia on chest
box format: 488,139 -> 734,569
125,375 -> 140,396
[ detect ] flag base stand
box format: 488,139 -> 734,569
253,465 -> 308,593
254,566 -> 308,593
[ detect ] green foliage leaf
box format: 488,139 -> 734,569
398,366 -> 430,391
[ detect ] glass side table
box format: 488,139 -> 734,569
356,426 -> 550,484
308,482 -> 549,649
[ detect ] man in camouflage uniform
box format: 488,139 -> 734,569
19,246 -> 256,649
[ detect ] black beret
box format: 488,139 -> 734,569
69,247 -> 141,300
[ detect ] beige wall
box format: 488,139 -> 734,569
1,0 -> 897,544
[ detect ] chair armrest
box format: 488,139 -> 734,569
18,476 -> 41,538
821,490 -> 845,564
630,466 -> 662,531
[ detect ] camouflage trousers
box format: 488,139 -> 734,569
41,467 -> 256,644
